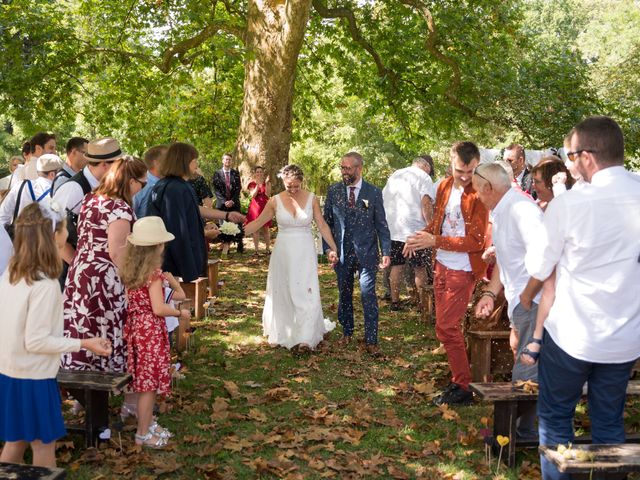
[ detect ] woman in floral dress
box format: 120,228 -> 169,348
62,156 -> 147,373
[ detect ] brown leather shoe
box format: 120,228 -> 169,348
337,336 -> 352,346
365,344 -> 383,358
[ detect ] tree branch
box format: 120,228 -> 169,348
158,20 -> 245,73
311,0 -> 411,133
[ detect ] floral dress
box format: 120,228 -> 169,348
62,194 -> 133,372
124,269 -> 171,395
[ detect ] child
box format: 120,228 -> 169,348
0,203 -> 112,467
120,216 -> 189,449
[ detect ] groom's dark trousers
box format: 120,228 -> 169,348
336,247 -> 378,344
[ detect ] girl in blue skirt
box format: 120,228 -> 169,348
0,203 -> 112,467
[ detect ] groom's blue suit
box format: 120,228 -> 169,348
323,180 -> 391,345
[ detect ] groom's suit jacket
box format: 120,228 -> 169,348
323,180 -> 391,269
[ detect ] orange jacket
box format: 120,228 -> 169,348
427,176 -> 490,281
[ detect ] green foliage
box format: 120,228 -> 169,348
0,0 -> 637,178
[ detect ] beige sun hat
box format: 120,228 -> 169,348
36,154 -> 65,172
84,137 -> 125,163
127,216 -> 175,246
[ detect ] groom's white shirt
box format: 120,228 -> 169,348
345,178 -> 363,200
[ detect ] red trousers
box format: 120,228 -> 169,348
434,261 -> 476,389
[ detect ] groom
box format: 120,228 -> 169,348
323,152 -> 391,357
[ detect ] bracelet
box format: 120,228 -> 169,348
480,290 -> 497,300
225,212 -> 230,221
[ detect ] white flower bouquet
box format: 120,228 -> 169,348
219,221 -> 241,236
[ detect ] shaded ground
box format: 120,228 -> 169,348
53,253 -> 640,479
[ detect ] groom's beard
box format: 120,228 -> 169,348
342,173 -> 357,185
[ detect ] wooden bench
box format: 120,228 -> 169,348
470,381 -> 640,468
57,370 -> 131,448
0,462 -> 66,479
540,444 -> 640,479
207,259 -> 219,297
467,329 -> 512,382
180,277 -> 208,320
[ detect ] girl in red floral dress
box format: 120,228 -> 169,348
120,216 -> 190,448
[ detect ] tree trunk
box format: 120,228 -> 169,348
235,0 -> 312,184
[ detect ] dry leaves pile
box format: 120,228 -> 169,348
58,257 -> 543,479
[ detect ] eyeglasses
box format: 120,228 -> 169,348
473,171 -> 493,190
134,178 -> 147,188
566,149 -> 596,162
340,165 -> 359,171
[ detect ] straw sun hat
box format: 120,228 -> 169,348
84,137 -> 125,163
127,216 -> 175,246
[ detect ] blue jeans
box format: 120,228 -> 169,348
335,249 -> 378,345
538,330 -> 635,479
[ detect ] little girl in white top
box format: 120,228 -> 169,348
0,203 -> 111,467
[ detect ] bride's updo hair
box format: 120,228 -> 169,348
279,164 -> 304,181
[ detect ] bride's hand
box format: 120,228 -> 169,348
327,250 -> 339,266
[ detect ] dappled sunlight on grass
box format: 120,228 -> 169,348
57,253 -> 545,479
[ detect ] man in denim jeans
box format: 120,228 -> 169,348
527,116 -> 640,479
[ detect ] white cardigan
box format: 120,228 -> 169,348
0,272 -> 81,380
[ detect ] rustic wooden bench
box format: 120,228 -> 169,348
207,259 -> 219,297
0,462 -> 65,479
470,381 -> 640,468
0,462 -> 66,479
180,277 -> 208,320
57,370 -> 131,448
467,329 -> 512,382
540,444 -> 640,479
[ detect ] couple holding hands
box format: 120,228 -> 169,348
244,153 -> 391,357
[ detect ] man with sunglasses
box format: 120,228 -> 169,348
503,143 -> 535,198
53,137 -> 123,287
405,141 -> 490,405
526,116 -> 640,480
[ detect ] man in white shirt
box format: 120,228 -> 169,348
382,156 -> 434,313
52,137 -> 89,195
527,116 -> 640,480
0,154 -> 64,226
13,132 -> 57,182
53,138 -> 121,268
472,162 -> 544,438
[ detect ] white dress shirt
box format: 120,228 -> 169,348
383,166 -> 434,242
0,176 -> 54,225
528,166 -> 640,363
52,165 -> 100,214
492,187 -> 543,319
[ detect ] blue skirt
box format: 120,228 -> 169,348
0,373 -> 66,444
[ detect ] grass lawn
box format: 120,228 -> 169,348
48,253 -> 639,479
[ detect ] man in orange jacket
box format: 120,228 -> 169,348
405,141 -> 489,405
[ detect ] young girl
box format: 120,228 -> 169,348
120,216 -> 190,448
0,203 -> 111,467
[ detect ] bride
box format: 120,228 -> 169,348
244,165 -> 338,351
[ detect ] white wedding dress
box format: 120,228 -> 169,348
262,193 -> 335,349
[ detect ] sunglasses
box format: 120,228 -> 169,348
134,178 -> 147,188
566,149 -> 596,162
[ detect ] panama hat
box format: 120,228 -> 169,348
36,154 -> 65,172
127,216 -> 175,246
84,137 -> 125,163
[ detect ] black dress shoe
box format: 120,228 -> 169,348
432,383 -> 473,406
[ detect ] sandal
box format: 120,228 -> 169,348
135,431 -> 168,449
149,421 -> 173,439
521,337 -> 543,363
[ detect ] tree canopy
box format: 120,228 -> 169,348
0,0 -> 637,184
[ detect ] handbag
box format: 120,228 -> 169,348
3,180 -> 35,241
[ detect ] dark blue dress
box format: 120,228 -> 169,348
145,177 -> 206,282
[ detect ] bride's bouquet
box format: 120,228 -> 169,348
219,221 -> 241,236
